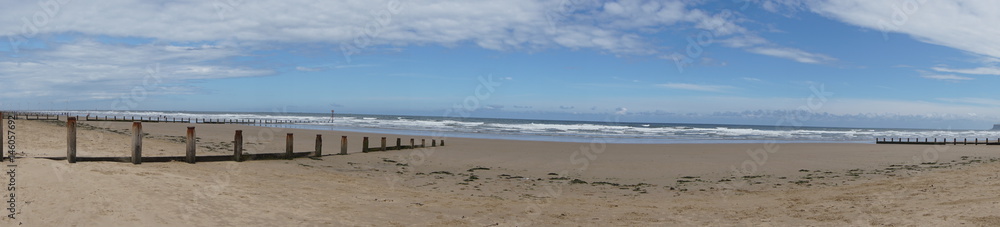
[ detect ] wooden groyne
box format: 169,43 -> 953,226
2,111 -> 323,124
875,138 -> 1000,145
2,115 -> 445,163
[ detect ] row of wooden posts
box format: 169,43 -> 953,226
82,115 -> 312,124
875,138 -> 1000,145
2,111 -> 322,124
64,117 -> 443,164
6,113 -> 58,120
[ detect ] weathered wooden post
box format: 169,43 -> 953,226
314,134 -> 322,157
380,137 -> 387,151
441,140 -> 445,146
975,138 -> 978,145
67,117 -> 77,163
1,112 -> 3,160
964,138 -> 967,145
286,133 -> 294,159
421,139 -> 426,148
234,130 -> 243,162
131,121 -> 142,164
409,138 -> 414,149
432,139 -> 437,147
395,138 -> 401,150
362,137 -> 370,153
340,136 -> 348,155
186,127 -> 196,163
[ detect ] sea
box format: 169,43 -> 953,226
33,110 -> 1000,144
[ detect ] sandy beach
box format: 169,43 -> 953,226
4,118 -> 1000,226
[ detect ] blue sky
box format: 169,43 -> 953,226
2,0 -> 1000,129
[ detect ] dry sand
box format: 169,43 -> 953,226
4,119 -> 1000,226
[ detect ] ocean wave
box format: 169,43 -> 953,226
40,110 -> 1000,142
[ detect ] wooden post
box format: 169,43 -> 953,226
421,139 -> 426,147
1,112 -> 3,161
234,130 -> 243,162
286,133 -> 294,159
380,137 -> 386,151
432,139 -> 437,147
975,138 -> 978,145
340,136 -> 348,155
131,121 -> 142,164
441,140 -> 445,146
409,138 -> 414,149
186,127 -> 196,163
964,138 -> 967,145
314,134 -> 322,157
395,138 -> 401,150
954,138 -> 956,145
66,117 -> 77,163
362,137 -> 369,153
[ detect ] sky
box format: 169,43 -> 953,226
1,0 -> 1000,129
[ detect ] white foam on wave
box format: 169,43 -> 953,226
43,110 -> 1000,142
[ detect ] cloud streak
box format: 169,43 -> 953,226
0,41 -> 271,99
656,83 -> 733,92
932,66 -> 1000,76
921,74 -> 973,81
806,0 -> 1000,59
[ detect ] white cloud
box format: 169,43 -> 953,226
921,74 -> 973,81
806,1 -> 1000,59
932,66 -> 1000,76
295,66 -> 325,72
717,35 -> 769,48
0,41 -> 270,99
746,47 -> 836,64
656,83 -> 733,92
615,107 -> 628,115
0,0 -> 836,63
0,0 -> 724,56
718,35 -> 835,64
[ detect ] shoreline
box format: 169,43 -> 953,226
19,118 -> 1000,189
12,111 -> 986,144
